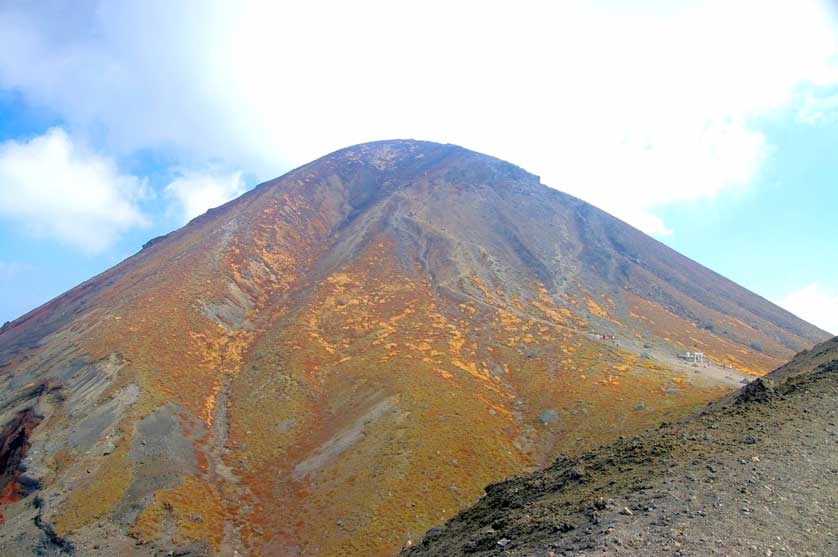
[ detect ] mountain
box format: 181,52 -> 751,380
0,140 -> 829,556
403,336 -> 838,557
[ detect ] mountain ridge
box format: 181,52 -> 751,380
0,139 -> 830,556
4,139 -> 828,349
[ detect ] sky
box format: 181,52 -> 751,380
0,0 -> 836,334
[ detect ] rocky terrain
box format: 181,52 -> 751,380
0,140 -> 830,555
404,336 -> 838,556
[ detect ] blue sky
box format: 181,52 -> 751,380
0,1 -> 836,333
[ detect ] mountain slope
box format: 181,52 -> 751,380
0,140 -> 829,556
403,336 -> 838,557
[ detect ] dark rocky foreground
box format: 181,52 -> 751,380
404,337 -> 838,557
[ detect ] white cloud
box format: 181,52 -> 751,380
0,128 -> 149,254
0,1 -> 836,235
165,171 -> 246,223
778,283 -> 838,335
798,92 -> 838,125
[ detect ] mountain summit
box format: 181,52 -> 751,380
0,140 -> 829,555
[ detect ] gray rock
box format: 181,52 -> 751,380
539,409 -> 560,425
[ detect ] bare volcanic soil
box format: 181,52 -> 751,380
0,140 -> 830,556
403,337 -> 838,557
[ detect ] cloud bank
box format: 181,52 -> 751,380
165,171 -> 246,223
778,284 -> 838,336
0,128 -> 149,253
0,1 -> 836,238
